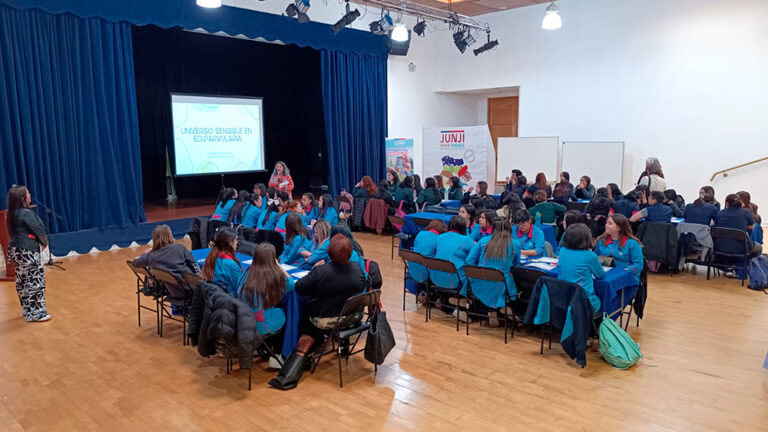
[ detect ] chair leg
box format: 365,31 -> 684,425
504,310 -> 508,344
337,343 -> 344,388
248,367 -> 252,391
706,263 -> 711,280
540,324 -> 546,354
137,284 -> 141,327
455,296 -> 460,332
159,300 -> 164,338
391,237 -> 395,260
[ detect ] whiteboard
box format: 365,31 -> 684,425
561,141 -> 624,190
496,137 -> 559,183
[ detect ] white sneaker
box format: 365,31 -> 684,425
34,315 -> 51,322
268,354 -> 284,369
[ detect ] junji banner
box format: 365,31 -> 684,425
385,138 -> 415,181
422,126 -> 493,189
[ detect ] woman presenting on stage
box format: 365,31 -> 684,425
268,161 -> 295,199
6,185 -> 50,322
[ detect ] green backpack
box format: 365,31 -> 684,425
598,313 -> 642,369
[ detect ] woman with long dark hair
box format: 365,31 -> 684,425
201,227 -> 243,296
280,213 -> 311,265
315,194 -> 339,227
300,193 -> 318,225
6,185 -> 50,322
240,193 -> 263,229
257,188 -> 282,231
417,177 -> 442,207
594,214 -> 644,281
268,161 -> 295,198
275,200 -> 304,238
448,176 -> 463,200
228,190 -> 251,225
558,223 -> 605,312
211,188 -> 237,221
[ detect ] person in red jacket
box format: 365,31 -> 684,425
268,161 -> 294,199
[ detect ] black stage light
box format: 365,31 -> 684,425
286,0 -> 310,23
331,8 -> 361,34
413,19 -> 427,37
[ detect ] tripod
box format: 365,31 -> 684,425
34,201 -> 65,271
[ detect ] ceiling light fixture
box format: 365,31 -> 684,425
413,19 -> 427,37
196,0 -> 222,8
453,27 -> 476,54
473,31 -> 498,56
541,1 -> 562,30
391,21 -> 409,41
369,12 -> 394,35
286,0 -> 311,23
331,2 -> 361,35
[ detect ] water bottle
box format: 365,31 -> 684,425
444,189 -> 449,201
535,212 -> 542,226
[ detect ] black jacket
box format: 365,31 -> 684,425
637,222 -> 679,269
10,208 -> 47,251
133,243 -> 200,280
585,196 -> 614,219
295,261 -> 366,318
187,281 -> 262,370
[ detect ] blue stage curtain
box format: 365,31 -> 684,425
321,50 -> 388,194
0,5 -> 145,233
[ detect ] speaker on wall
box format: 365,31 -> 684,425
388,30 -> 411,56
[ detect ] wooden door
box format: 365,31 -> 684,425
488,96 -> 519,184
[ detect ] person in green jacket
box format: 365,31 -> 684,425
447,176 -> 464,201
392,175 -> 415,210
529,190 -> 566,234
417,177 -> 443,207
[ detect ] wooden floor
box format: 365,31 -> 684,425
144,199 -> 214,223
1,233 -> 767,431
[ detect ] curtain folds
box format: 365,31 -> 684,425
0,4 -> 145,233
321,50 -> 388,194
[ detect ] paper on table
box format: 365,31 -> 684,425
292,270 -> 310,279
535,257 -> 559,264
243,259 -> 253,265
602,266 -> 613,272
280,264 -> 297,272
527,262 -> 557,271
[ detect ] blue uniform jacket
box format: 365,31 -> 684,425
257,210 -> 279,231
275,211 -> 299,237
319,207 -> 339,227
240,203 -> 262,228
302,205 -> 319,225
512,224 -> 546,256
211,199 -> 235,221
431,231 -> 476,289
594,236 -> 643,282
410,229 -> 440,282
465,236 -> 521,307
212,254 -> 245,297
237,275 -> 294,335
280,234 -> 311,265
557,247 -> 605,311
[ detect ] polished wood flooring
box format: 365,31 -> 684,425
1,233 -> 767,431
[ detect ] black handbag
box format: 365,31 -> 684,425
364,311 -> 395,365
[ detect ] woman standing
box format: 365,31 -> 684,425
268,161 -> 295,199
637,157 -> 667,193
6,185 -> 50,322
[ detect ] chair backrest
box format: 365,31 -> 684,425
388,215 -> 406,232
125,260 -> 148,280
207,219 -> 229,243
544,241 -> 555,258
255,230 -> 285,257
710,227 -> 750,255
182,272 -> 202,289
511,266 -> 547,300
534,276 -> 584,327
464,265 -> 506,283
424,205 -> 444,214
421,256 -> 458,274
398,249 -> 424,265
413,217 -> 432,229
336,195 -> 352,213
566,202 -> 588,212
443,207 -> 460,215
339,289 -> 382,318
236,239 -> 258,257
151,268 -> 186,299
237,226 -> 259,243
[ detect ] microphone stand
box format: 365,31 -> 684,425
33,200 -> 66,271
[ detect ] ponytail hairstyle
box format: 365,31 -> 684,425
217,187 -> 237,208
302,192 -> 317,210
228,190 -> 251,224
239,243 -> 286,310
6,185 -> 30,236
484,219 -> 513,260
425,177 -> 439,196
201,227 -> 240,281
736,191 -> 758,217
318,194 -> 337,218
285,213 -> 309,245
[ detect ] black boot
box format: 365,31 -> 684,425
268,335 -> 314,390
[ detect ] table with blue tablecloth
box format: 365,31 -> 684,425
519,257 -> 639,319
439,193 -> 502,209
191,248 -> 308,358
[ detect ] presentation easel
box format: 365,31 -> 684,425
0,210 -> 15,281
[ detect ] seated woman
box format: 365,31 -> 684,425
612,190 -> 641,219
447,176 -> 464,201
413,174 -> 424,196
462,181 -> 497,209
465,219 -> 521,326
299,220 -> 330,269
630,191 -> 672,223
700,186 -> 720,209
662,189 -> 684,217
737,191 -> 763,245
410,219 -> 447,291
386,168 -> 400,190
296,235 -> 368,346
315,194 -> 339,227
529,190 -> 566,226
280,213 -> 311,266
496,191 -> 525,225
471,210 -> 496,242
574,176 -> 596,200
606,183 -> 624,202
594,214 -> 644,281
459,204 -> 478,238
552,171 -> 573,205
353,176 -> 378,199
683,193 -> 718,225
416,177 -> 442,207
211,188 -> 237,221
512,209 -> 546,257
434,175 -> 446,199
715,194 -> 762,256
227,190 -> 250,225
523,172 -> 553,201
201,228 -> 244,296
276,201 -> 304,237
133,225 -> 200,279
300,193 -> 318,225
240,193 -> 263,229
374,181 -> 393,204
432,216 -> 476,314
559,210 -> 585,247
585,187 -> 614,219
392,176 -> 416,211
509,174 -> 528,198
257,189 -> 283,231
557,223 -> 605,312
306,222 -> 367,274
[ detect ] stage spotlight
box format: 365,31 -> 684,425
196,0 -> 221,7
453,28 -> 475,54
331,8 -> 361,34
369,13 -> 394,35
286,0 -> 311,23
542,1 -> 562,30
413,20 -> 427,37
391,22 -> 409,41
473,39 -> 498,56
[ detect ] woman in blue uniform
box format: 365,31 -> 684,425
409,219 -> 447,293
594,214 -> 644,281
512,209 -> 546,257
471,210 -> 496,242
211,188 -> 237,221
299,220 -> 330,269
240,193 -> 263,229
558,223 -> 605,312
299,193 -> 318,225
459,204 -> 478,238
275,201 -> 303,238
465,219 -> 521,326
315,194 -> 339,227
257,189 -> 282,231
201,228 -> 244,296
431,216 -> 476,300
279,213 -> 311,266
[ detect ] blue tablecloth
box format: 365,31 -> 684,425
439,194 -> 502,209
191,248 -> 309,357
519,259 -> 638,319
402,212 -> 454,235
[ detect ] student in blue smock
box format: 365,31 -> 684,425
470,210 -> 496,242
237,243 -> 292,367
275,201 -> 303,237
612,190 -> 641,219
465,219 -> 521,326
257,189 -> 282,231
558,223 -> 605,312
279,213 -> 311,266
683,195 -> 718,225
252,183 -> 269,211
227,190 -> 250,225
211,188 -> 237,221
410,219 -> 447,286
431,216 -> 476,292
459,204 -> 478,238
300,193 -> 319,225
201,228 -> 244,296
315,194 -> 339,227
512,209 -> 546,257
594,214 -> 644,282
299,220 -> 330,269
630,191 -> 672,223
240,194 -> 263,229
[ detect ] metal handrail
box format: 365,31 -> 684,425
710,156 -> 768,181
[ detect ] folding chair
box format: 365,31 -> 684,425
223,331 -> 283,391
207,220 -> 229,245
620,260 -> 648,331
707,227 -> 752,286
237,226 -> 259,243
421,257 -> 464,331
125,261 -> 161,334
236,239 -> 258,257
464,266 -> 517,343
254,229 -> 285,257
310,289 -> 382,387
387,215 -> 411,259
413,217 -> 432,230
152,268 -> 193,346
398,249 -> 428,313
511,266 -> 547,314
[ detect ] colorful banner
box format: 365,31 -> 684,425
422,126 -> 493,190
385,138 -> 415,181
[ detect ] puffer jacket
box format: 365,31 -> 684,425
187,281 -> 263,370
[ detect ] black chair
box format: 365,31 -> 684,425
423,205 -> 444,214
310,289 -> 382,388
387,215 -> 411,260
236,239 -> 258,257
413,217 -> 432,230
464,265 -> 517,343
620,260 -> 648,331
125,261 -> 161,334
511,266 -> 547,314
237,226 -> 259,243
151,268 -> 193,346
398,249 -> 428,313
206,219 -> 230,245
707,227 -> 752,285
421,257 -> 464,331
566,202 -> 589,212
254,229 -> 285,257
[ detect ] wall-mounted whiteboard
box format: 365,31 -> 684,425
496,137 -> 559,183
561,141 -> 624,189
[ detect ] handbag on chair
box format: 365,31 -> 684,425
364,311 -> 395,365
